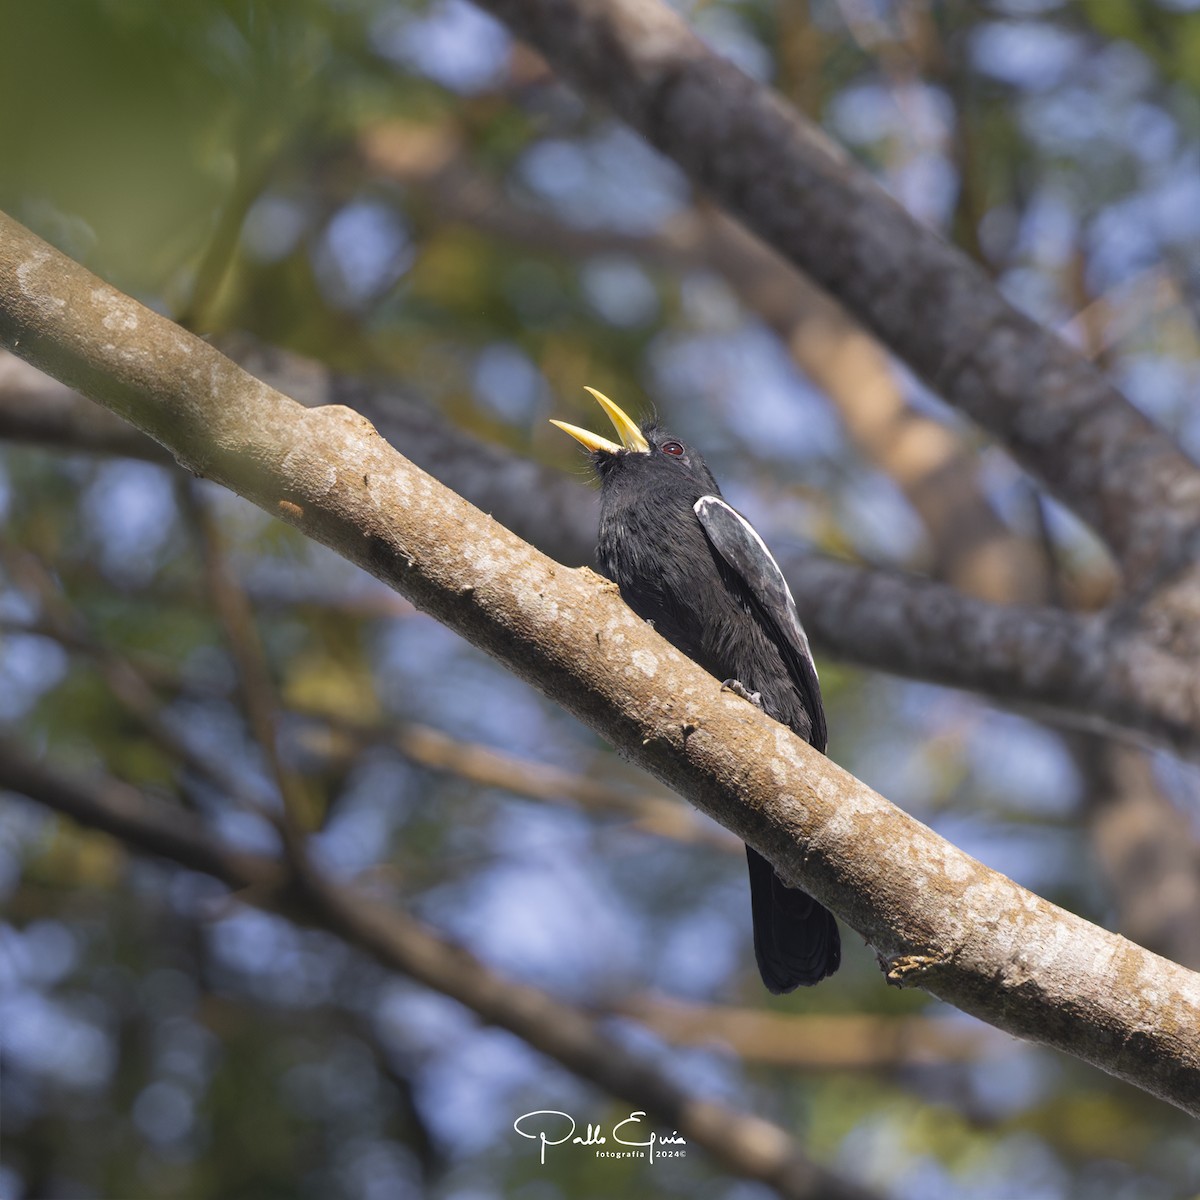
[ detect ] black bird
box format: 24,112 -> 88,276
552,388 -> 839,992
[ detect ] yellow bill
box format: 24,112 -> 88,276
547,418 -> 623,455
550,387 -> 650,454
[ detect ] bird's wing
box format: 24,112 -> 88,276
694,495 -> 826,751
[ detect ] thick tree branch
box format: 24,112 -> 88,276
471,0 -> 1200,580
2,212 -> 1199,1117
776,554 -> 1200,750
0,742 -> 870,1200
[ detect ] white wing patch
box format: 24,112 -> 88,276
693,494 -> 817,677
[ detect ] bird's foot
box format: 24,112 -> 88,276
721,678 -> 763,709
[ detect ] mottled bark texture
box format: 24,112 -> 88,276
2,212 -> 1199,1117
472,0 -> 1200,579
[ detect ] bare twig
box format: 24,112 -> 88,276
314,712 -> 738,852
176,479 -> 313,841
3,606 -> 729,852
0,738 -> 281,888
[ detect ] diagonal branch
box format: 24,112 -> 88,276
0,605 -> 726,852
0,740 -> 876,1200
1,211 -> 1198,1117
319,712 -> 738,851
470,0 -> 1200,581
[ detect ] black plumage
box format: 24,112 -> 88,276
552,390 -> 840,992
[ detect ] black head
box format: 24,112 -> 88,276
551,388 -> 720,500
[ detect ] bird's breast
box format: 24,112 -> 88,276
597,492 -> 813,741
599,497 -> 745,669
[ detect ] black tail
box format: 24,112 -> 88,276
746,846 -> 840,992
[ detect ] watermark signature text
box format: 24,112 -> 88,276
513,1110 -> 687,1165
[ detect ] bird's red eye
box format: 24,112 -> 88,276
661,441 -> 685,457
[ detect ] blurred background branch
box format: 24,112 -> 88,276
0,740 -> 878,1200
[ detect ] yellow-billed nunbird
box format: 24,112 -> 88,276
553,389 -> 838,991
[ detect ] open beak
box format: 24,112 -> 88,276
550,387 -> 650,455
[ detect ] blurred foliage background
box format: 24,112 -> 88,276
2,0 -> 1200,1197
